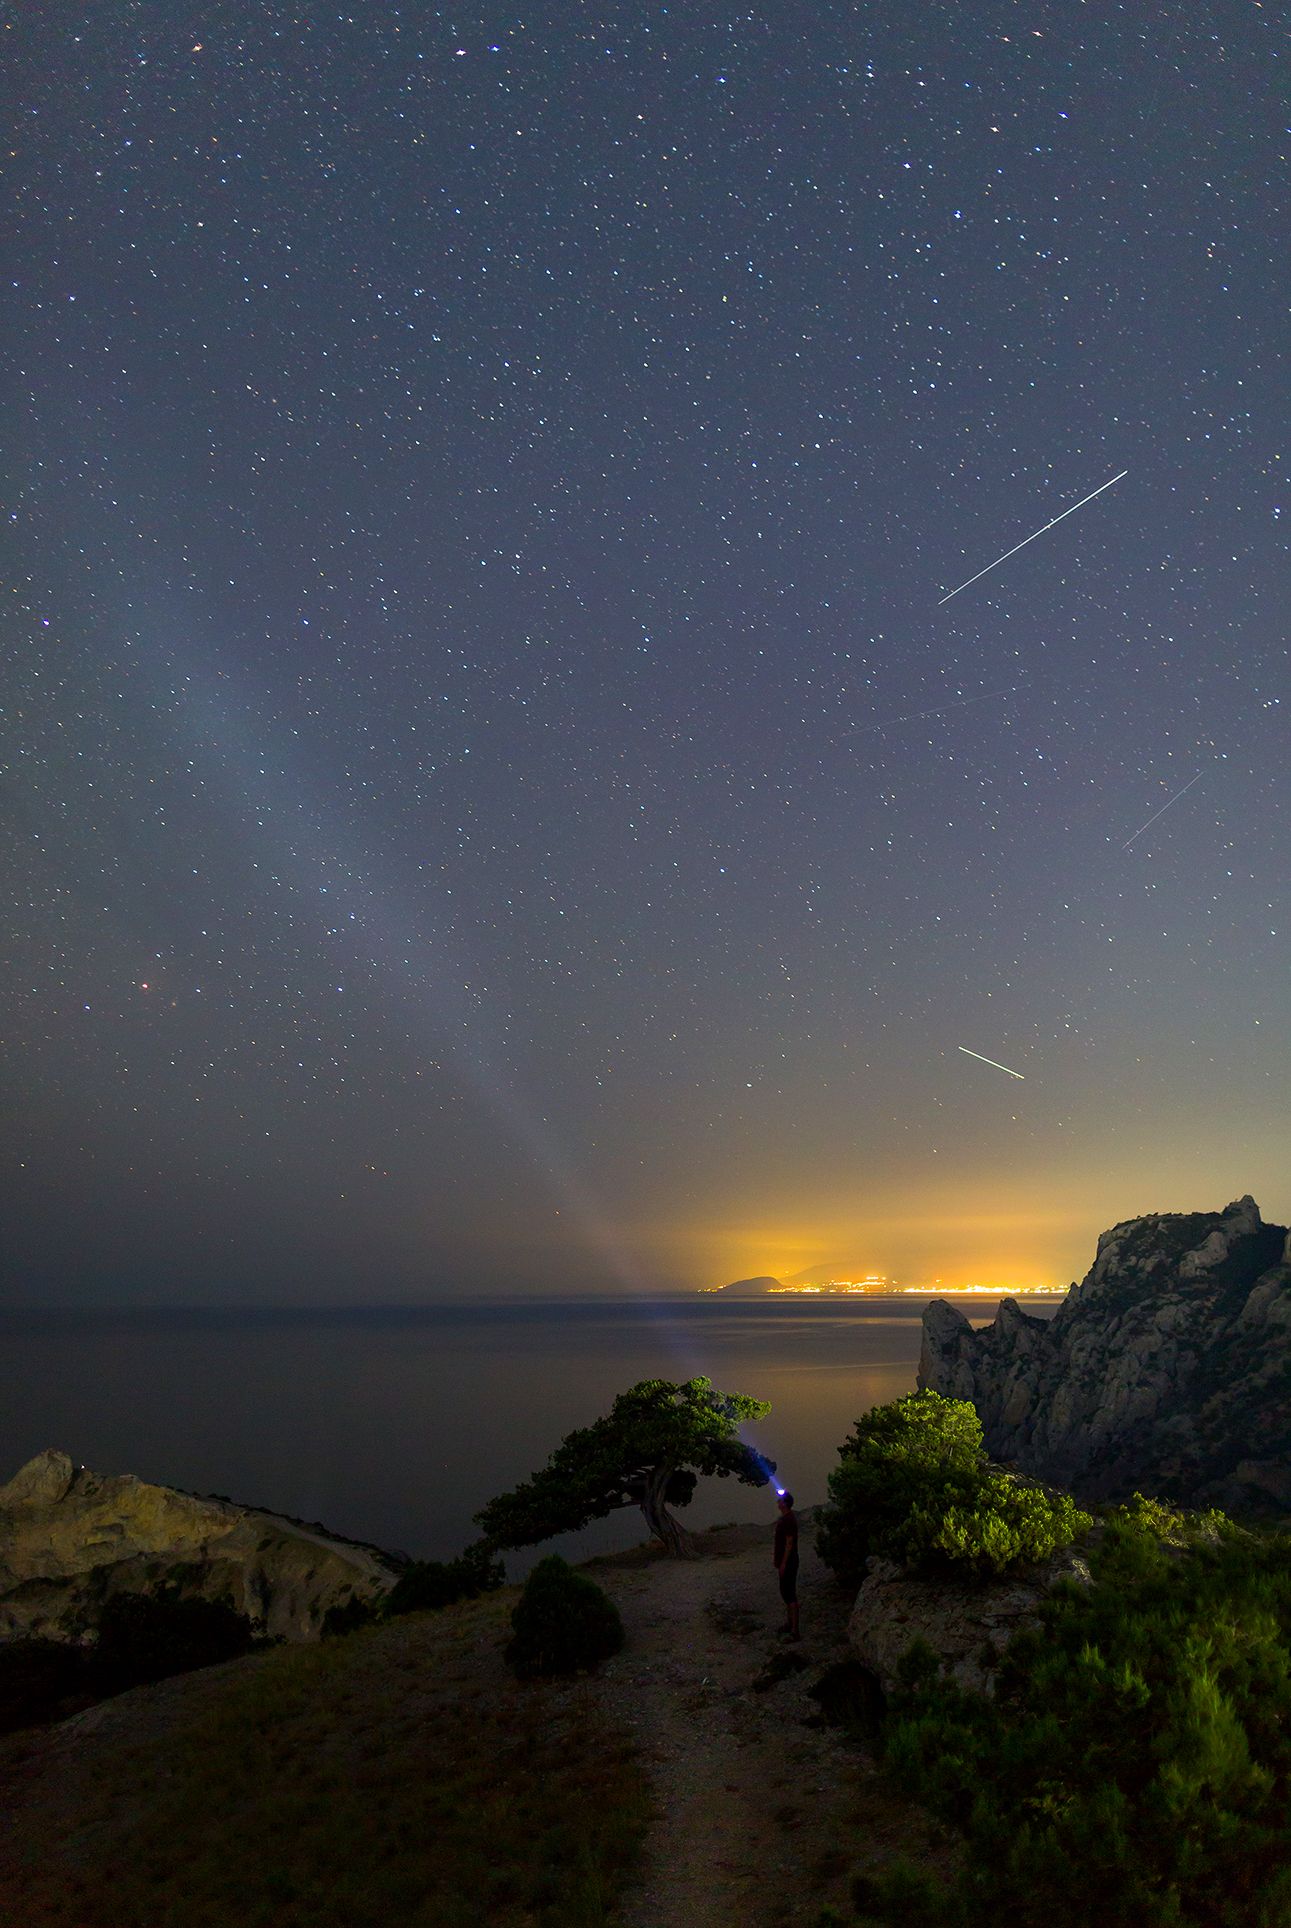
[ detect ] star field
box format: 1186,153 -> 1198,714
3,3 -> 1286,1300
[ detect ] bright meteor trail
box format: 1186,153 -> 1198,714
937,470 -> 1128,605
957,1046 -> 1026,1080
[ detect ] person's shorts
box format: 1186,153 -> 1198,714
778,1555 -> 799,1604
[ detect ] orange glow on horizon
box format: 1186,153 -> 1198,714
654,1203 -> 1091,1297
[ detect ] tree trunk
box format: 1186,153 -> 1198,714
639,1465 -> 697,1558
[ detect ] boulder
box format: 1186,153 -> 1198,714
918,1197 -> 1291,1509
0,1453 -> 403,1644
848,1548 -> 1091,1696
0,1449 -> 76,1509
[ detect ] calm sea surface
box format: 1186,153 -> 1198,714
0,1297 -> 1059,1570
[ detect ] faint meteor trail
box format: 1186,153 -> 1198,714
957,1045 -> 1026,1080
937,469 -> 1128,605
844,682 -> 1025,736
1120,769 -> 1205,849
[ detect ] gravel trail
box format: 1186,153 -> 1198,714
586,1517 -> 942,1928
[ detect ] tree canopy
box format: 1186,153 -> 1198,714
475,1376 -> 773,1557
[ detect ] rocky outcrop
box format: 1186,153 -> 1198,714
919,1197 -> 1291,1510
848,1547 -> 1091,1696
0,1451 -> 403,1644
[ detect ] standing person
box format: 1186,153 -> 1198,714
773,1492 -> 800,1639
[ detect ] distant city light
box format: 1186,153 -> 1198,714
701,1273 -> 1067,1299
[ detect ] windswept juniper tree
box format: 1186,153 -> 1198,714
475,1377 -> 773,1558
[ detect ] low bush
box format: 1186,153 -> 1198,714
94,1586 -> 257,1685
321,1540 -> 505,1636
897,1469 -> 1092,1577
0,1589 -> 259,1735
506,1555 -> 624,1679
849,1858 -> 948,1923
874,1504 -> 1291,1927
319,1593 -> 379,1638
815,1391 -> 1088,1584
807,1659 -> 886,1742
382,1538 -> 504,1617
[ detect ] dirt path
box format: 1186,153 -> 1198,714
585,1516 -> 946,1928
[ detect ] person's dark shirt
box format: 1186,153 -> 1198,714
773,1510 -> 799,1566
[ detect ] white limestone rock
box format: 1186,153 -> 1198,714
0,1452 -> 403,1644
848,1548 -> 1092,1697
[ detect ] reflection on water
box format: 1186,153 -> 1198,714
0,1297 -> 1058,1568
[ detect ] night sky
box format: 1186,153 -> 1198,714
4,4 -> 1286,1304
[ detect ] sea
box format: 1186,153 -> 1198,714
0,1295 -> 1061,1573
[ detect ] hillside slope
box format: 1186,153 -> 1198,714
0,1520 -> 948,1927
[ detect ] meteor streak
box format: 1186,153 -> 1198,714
1120,769 -> 1205,849
937,469 -> 1128,605
844,683 -> 1025,736
957,1045 -> 1026,1080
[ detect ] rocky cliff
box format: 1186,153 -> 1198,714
0,1450 -> 403,1643
918,1196 -> 1291,1510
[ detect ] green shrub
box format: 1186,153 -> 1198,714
95,1586 -> 256,1684
505,1555 -> 624,1679
878,1504 -> 1291,1926
320,1593 -> 380,1637
0,1588 -> 260,1735
314,1541 -> 508,1638
815,1390 -> 1087,1584
383,1539 -> 504,1617
816,1391 -> 987,1585
807,1658 -> 887,1741
1107,1490 -> 1230,1550
898,1470 -> 1092,1578
850,1858 -> 950,1923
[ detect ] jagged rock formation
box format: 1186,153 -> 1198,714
0,1450 -> 403,1643
848,1546 -> 1092,1696
919,1197 -> 1291,1510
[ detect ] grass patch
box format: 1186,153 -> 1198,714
0,1591 -> 649,1928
